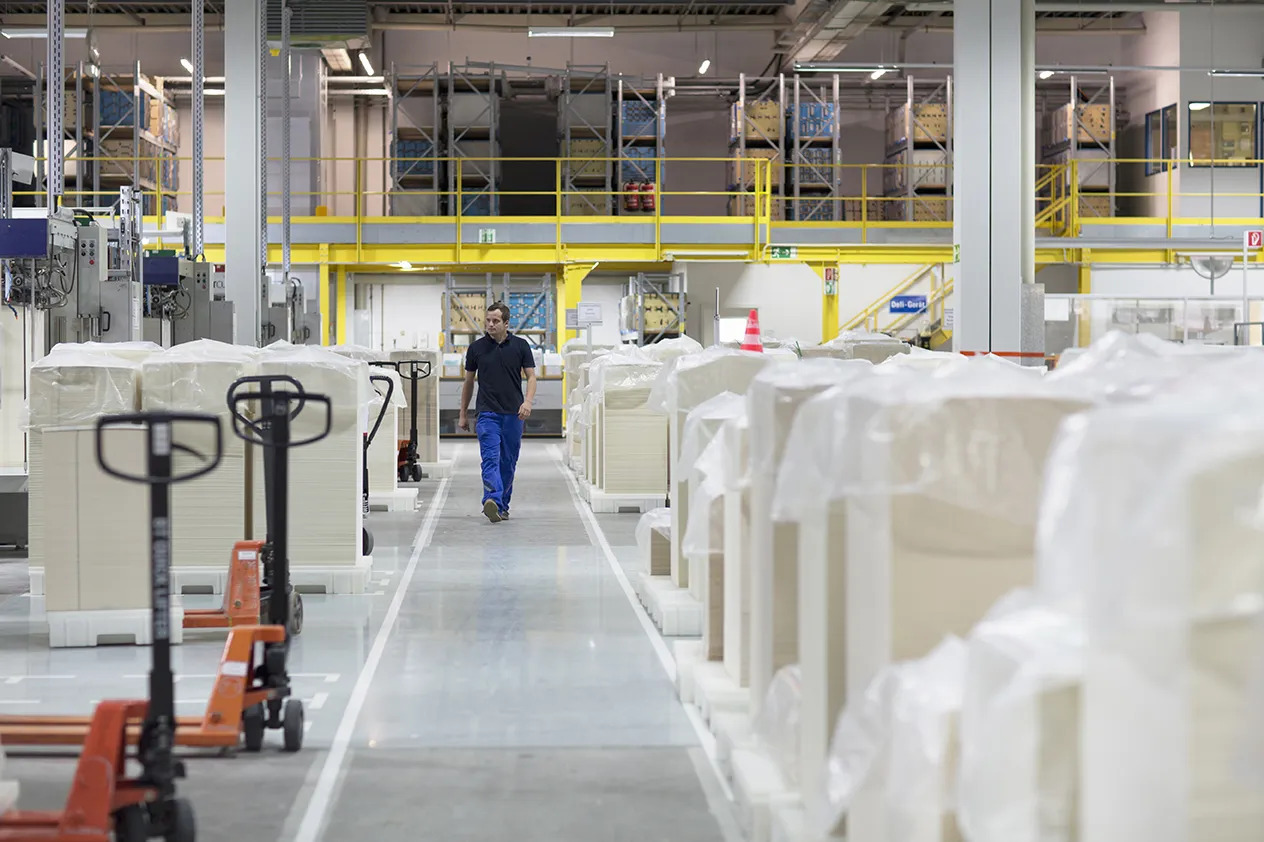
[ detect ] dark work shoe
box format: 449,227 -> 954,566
499,509 -> 510,520
483,499 -> 502,523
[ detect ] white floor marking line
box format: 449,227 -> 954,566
552,446 -> 737,804
308,692 -> 329,711
3,675 -> 75,684
292,465 -> 454,842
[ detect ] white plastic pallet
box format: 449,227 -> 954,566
712,711 -> 756,779
673,639 -> 705,704
48,602 -> 186,648
636,573 -> 703,637
368,487 -> 419,512
587,489 -> 665,515
731,746 -> 795,842
171,566 -> 229,595
578,480 -> 592,503
418,460 -> 453,480
693,661 -> 750,725
27,566 -> 43,596
291,556 -> 373,594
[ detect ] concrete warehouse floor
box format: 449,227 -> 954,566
0,442 -> 739,842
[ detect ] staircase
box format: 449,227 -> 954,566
843,264 -> 952,347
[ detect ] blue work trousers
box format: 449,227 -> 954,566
476,411 -> 524,512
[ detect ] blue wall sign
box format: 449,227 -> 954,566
889,295 -> 928,314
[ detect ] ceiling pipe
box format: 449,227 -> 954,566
907,0 -> 1264,8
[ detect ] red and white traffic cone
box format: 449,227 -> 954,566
740,309 -> 763,352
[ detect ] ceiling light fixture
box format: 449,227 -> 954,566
527,26 -> 615,38
358,52 -> 374,75
2,27 -> 88,39
1039,69 -> 1055,80
1208,69 -> 1264,78
180,58 -> 194,74
869,67 -> 889,80
1188,102 -> 1211,111
698,59 -> 711,75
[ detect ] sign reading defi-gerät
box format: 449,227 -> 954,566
889,295 -> 928,314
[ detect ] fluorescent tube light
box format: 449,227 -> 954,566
2,27 -> 88,39
1208,69 -> 1264,78
869,68 -> 889,80
528,26 -> 615,38
698,59 -> 711,75
1039,69 -> 1055,80
1188,101 -> 1211,111
358,52 -> 374,75
181,58 -> 194,74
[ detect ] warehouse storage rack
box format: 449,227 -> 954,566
616,74 -> 667,216
787,74 -> 842,222
730,73 -> 786,220
559,64 -> 614,217
448,62 -> 505,217
620,272 -> 686,345
883,75 -> 953,224
443,272 -> 556,351
31,59 -> 179,215
1040,74 -> 1117,223
388,62 -> 443,217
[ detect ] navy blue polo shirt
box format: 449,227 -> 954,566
465,332 -> 536,414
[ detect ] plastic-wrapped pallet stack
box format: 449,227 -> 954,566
648,347 -> 775,592
591,357 -> 666,500
251,342 -> 368,591
800,330 -> 912,363
389,347 -> 442,466
637,508 -> 672,577
680,392 -> 746,660
721,412 -> 753,687
799,357 -> 1093,842
140,340 -> 258,577
745,359 -> 874,721
28,343 -> 165,645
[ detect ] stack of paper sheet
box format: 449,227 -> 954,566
650,347 -> 775,591
251,343 -> 367,567
140,340 -> 258,570
802,331 -> 911,364
637,508 -> 672,577
680,392 -> 746,660
28,344 -> 149,612
597,360 -> 666,495
722,414 -> 752,687
746,358 -> 874,717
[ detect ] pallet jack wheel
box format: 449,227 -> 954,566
115,804 -> 149,842
283,697 -> 304,752
168,798 -> 196,842
362,526 -> 374,556
288,589 -> 303,636
398,464 -> 409,483
409,463 -> 422,482
242,703 -> 266,752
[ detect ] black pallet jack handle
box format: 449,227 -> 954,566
370,359 -> 432,464
364,373 -> 396,508
94,411 -> 223,809
226,376 -> 332,633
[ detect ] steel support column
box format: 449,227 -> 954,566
192,0 -> 205,256
953,0 -> 1037,357
224,0 -> 264,345
46,0 -> 64,207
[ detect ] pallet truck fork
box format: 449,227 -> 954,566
370,358 -> 432,483
361,372 -> 395,556
0,381 -> 331,757
0,410 -> 224,841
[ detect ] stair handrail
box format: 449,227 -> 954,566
842,263 -> 942,333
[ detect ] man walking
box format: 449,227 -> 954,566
458,302 -> 537,523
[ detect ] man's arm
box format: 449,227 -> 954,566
459,348 -> 477,431
519,366 -> 538,420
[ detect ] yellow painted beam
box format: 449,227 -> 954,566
557,263 -> 596,349
318,244 -> 331,345
335,265 -> 348,345
809,262 -> 841,342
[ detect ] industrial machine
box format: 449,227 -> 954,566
262,272 -> 311,345
171,261 -> 235,346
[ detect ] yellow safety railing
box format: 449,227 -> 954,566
18,155 -> 1264,244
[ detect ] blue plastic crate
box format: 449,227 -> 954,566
394,138 -> 435,177
788,198 -> 835,222
619,147 -> 658,182
99,89 -> 136,127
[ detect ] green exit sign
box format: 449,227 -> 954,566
478,228 -> 496,244
769,246 -> 797,260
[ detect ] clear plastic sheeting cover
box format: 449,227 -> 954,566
880,346 -> 966,371
813,636 -> 969,842
139,339 -> 260,416
1033,392 -> 1264,842
818,330 -> 911,364
367,364 -> 407,413
679,393 -> 746,560
256,340 -> 369,436
635,508 -> 671,558
747,357 -> 874,480
754,664 -> 804,787
956,591 -> 1085,842
639,335 -> 703,362
645,345 -> 775,416
811,355 -> 1093,519
1047,330 -> 1244,402
49,339 -> 163,363
329,343 -> 385,363
678,391 -> 746,471
28,343 -> 145,429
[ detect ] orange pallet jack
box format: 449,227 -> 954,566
0,379 -> 332,756
0,409 -> 223,841
370,359 -> 432,483
361,373 -> 396,556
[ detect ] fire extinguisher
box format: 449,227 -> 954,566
640,180 -> 656,213
623,182 -> 641,212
